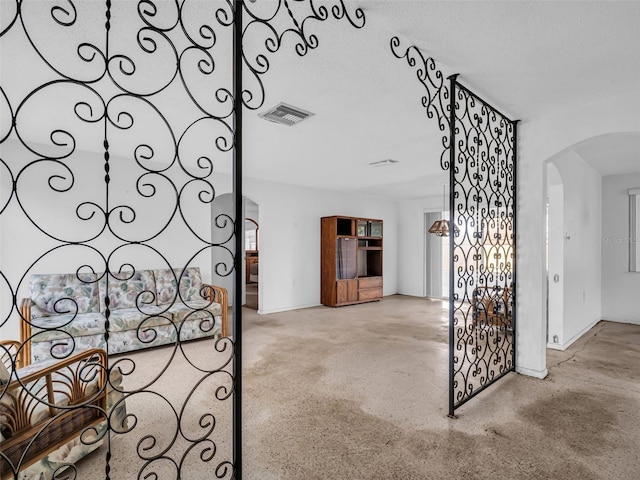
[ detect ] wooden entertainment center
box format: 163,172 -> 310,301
320,215 -> 383,307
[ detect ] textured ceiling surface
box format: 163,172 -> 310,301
245,0 -> 640,198
3,1 -> 640,199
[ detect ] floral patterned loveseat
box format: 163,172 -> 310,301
20,267 -> 228,363
1,341 -> 127,479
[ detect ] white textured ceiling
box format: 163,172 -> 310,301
3,1 -> 640,199
244,0 -> 640,198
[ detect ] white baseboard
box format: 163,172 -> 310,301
601,317 -> 640,326
546,317 -> 635,352
516,366 -> 548,379
257,303 -> 322,315
257,294 -> 396,315
559,317 -> 601,350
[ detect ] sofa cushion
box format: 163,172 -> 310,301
108,306 -> 172,333
178,267 -> 205,302
154,267 -> 205,305
168,300 -> 222,323
0,360 -> 9,385
31,335 -> 106,364
30,312 -> 107,344
106,326 -> 177,355
29,307 -> 174,339
29,273 -> 100,316
99,270 -> 156,312
153,268 -> 179,305
178,315 -> 220,341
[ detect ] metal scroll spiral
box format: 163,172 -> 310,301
1,1 -> 236,478
390,36 -> 451,170
450,85 -> 516,408
391,35 -> 516,411
1,0 -> 368,477
241,0 -> 365,110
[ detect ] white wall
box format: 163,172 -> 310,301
551,152 -> 602,349
1,136 -> 398,341
518,88 -> 640,378
243,177 -> 398,314
0,140 -> 216,341
245,199 -> 259,224
602,173 -> 640,324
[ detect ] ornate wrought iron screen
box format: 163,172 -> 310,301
1,0 -> 364,478
391,40 -> 518,417
0,1 -> 239,478
448,76 -> 518,416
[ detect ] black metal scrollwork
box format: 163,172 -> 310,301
391,40 -> 517,415
1,0 -> 366,478
241,0 -> 365,110
390,36 -> 451,170
449,79 -> 517,414
2,1 -> 236,478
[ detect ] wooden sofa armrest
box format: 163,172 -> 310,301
5,348 -> 107,394
0,348 -> 108,477
0,340 -> 24,371
19,298 -> 33,366
202,284 -> 229,337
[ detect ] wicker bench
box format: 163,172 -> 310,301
0,341 -> 127,479
471,285 -> 513,329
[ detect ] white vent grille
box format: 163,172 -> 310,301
259,102 -> 314,126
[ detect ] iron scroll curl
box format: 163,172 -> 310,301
2,1 -> 237,477
1,0 -> 367,477
240,0 -> 365,110
391,37 -> 517,416
390,36 -> 451,170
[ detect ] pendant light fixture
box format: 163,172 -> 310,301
428,184 -> 452,237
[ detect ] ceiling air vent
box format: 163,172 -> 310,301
259,102 -> 314,126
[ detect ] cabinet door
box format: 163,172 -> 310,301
336,280 -> 358,304
336,238 -> 357,279
347,279 -> 358,302
336,281 -> 347,304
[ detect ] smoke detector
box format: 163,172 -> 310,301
259,102 -> 314,126
369,159 -> 399,167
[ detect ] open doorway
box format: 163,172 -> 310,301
544,144 -> 603,353
424,211 -> 449,300
546,162 -> 564,349
244,198 -> 259,310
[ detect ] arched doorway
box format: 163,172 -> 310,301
543,132 -> 640,352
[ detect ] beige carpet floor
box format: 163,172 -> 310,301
69,295 -> 639,479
